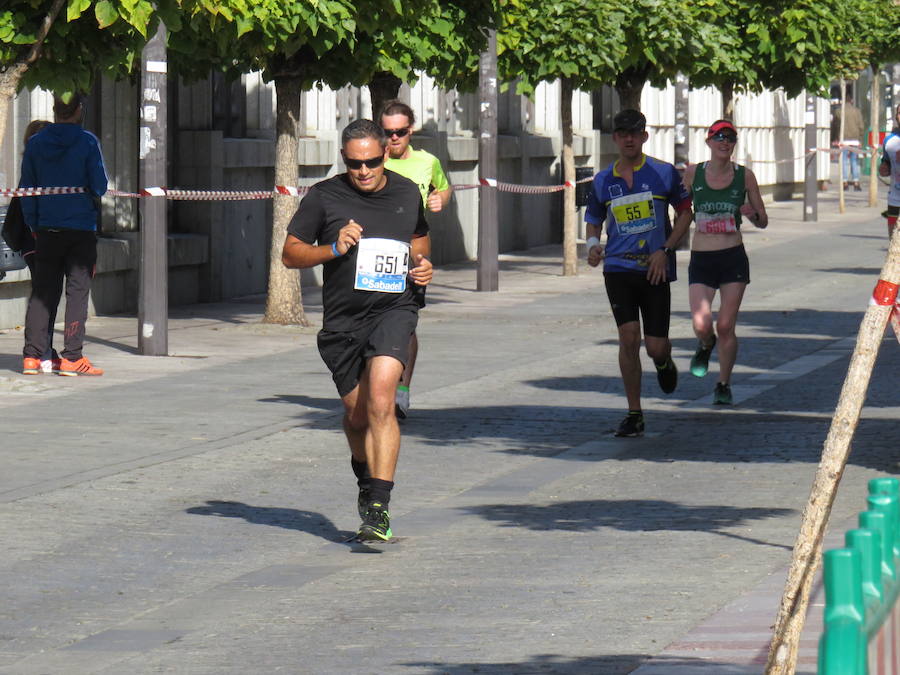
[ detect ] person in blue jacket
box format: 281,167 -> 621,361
20,93 -> 107,376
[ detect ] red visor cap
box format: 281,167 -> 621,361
707,120 -> 737,138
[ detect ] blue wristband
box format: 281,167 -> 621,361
331,242 -> 339,257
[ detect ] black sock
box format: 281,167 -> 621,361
351,458 -> 370,490
368,478 -> 394,507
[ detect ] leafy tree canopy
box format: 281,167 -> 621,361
1,0 -> 158,95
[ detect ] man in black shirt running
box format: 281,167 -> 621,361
282,119 -> 433,541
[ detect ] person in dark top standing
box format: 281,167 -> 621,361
1,119 -> 59,372
21,94 -> 107,376
282,119 -> 433,541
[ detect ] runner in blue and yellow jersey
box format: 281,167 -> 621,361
585,109 -> 693,437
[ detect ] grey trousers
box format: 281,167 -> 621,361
23,230 -> 97,361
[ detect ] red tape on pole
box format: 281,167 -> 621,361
872,280 -> 900,306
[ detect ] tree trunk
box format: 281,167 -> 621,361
368,71 -> 402,122
766,224 -> 900,674
263,74 -> 308,326
721,80 -> 735,121
869,66 -> 881,208
0,0 -> 66,143
614,66 -> 648,111
0,64 -> 28,147
560,77 -> 577,277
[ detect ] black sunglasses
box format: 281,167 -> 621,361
710,132 -> 738,143
382,127 -> 410,138
344,155 -> 385,170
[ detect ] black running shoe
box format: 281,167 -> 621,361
615,411 -> 645,437
357,502 -> 392,541
357,486 -> 369,520
656,356 -> 678,394
713,382 -> 733,405
690,335 -> 716,377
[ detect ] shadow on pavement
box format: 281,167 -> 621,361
186,500 -> 352,542
460,498 -> 793,550
814,266 -> 882,275
258,393 -> 341,411
403,653 -> 762,674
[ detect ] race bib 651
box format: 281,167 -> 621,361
354,238 -> 410,293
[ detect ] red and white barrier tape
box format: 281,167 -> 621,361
2,177 -> 595,200
0,186 -> 87,197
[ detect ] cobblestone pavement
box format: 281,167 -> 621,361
0,185 -> 897,674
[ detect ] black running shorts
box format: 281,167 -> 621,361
603,272 -> 671,338
317,307 -> 419,398
412,284 -> 426,309
688,245 -> 750,289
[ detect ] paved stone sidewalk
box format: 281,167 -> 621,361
0,185 -> 897,674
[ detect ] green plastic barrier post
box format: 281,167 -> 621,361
819,548 -> 867,675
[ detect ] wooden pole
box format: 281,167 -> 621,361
765,224 -> 900,673
839,79 -> 846,215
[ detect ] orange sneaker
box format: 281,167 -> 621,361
23,357 -> 41,375
58,357 -> 104,376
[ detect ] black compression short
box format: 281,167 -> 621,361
688,245 -> 750,289
603,272 -> 671,338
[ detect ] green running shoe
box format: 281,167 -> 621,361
690,335 -> 717,378
655,356 -> 678,394
357,502 -> 392,541
713,382 -> 733,405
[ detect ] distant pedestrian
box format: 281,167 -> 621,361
20,94 -> 107,376
281,119 -> 433,541
878,103 -> 900,240
1,120 -> 61,372
379,100 -> 452,419
832,93 -> 865,192
585,109 -> 693,437
681,120 -> 769,405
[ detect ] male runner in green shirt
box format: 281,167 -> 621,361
380,100 -> 452,418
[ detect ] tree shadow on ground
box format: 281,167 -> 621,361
186,500 -> 352,542
403,653 -> 769,674
460,498 -> 794,550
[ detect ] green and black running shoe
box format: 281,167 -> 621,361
713,382 -> 733,405
656,356 -> 678,394
615,411 -> 645,438
690,335 -> 717,378
357,502 -> 392,541
357,486 -> 369,520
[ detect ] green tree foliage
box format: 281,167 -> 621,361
167,0 -> 400,324
0,0 -> 156,145
499,0 -> 628,276
687,0 -> 889,116
367,0 -> 497,117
